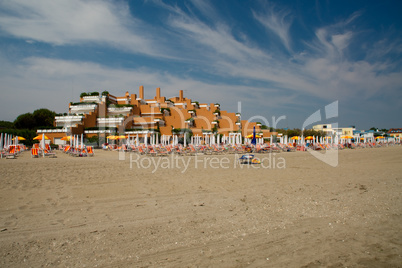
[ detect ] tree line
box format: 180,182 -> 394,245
0,108 -> 56,146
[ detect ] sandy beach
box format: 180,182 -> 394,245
0,146 -> 401,267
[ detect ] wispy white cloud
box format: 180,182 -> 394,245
253,4 -> 293,52
0,0 -> 162,56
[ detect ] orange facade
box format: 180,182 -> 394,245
38,86 -> 275,143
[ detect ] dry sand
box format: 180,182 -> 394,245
0,146 -> 401,267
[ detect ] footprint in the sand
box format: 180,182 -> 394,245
54,210 -> 64,215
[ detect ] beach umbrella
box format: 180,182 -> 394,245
61,136 -> 71,141
0,133 -> 3,150
12,136 -> 26,141
290,136 -> 299,140
375,136 -> 384,139
33,134 -> 50,140
341,135 -> 353,139
184,132 -> 187,147
305,136 -> 314,140
246,134 -> 262,139
251,126 -> 257,145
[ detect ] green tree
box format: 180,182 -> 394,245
0,120 -> 14,128
33,108 -> 56,128
14,113 -> 36,129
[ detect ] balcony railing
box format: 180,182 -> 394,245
97,117 -> 124,127
70,104 -> 97,113
107,107 -> 132,114
37,128 -> 68,133
55,115 -> 83,127
82,95 -> 106,103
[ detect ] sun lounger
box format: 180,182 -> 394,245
31,148 -> 39,158
137,146 -> 146,155
5,146 -> 17,159
87,146 -> 94,156
44,149 -> 57,158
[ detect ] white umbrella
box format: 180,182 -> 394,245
184,132 -> 187,147
0,133 -> 3,150
144,134 -> 148,146
41,133 -> 45,150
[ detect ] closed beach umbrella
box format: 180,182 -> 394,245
41,133 -> 45,152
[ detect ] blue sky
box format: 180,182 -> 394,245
0,0 -> 401,130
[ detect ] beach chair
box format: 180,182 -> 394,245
154,146 -> 168,157
31,148 -> 39,158
137,146 -> 146,155
188,144 -> 198,156
44,149 -> 57,158
212,144 -> 224,154
5,146 -> 17,159
87,146 -> 94,156
147,146 -> 158,157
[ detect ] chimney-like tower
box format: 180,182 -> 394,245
139,85 -> 144,99
156,87 -> 161,99
179,90 -> 183,101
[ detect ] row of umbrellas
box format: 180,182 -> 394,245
9,134 -> 49,141
290,135 -> 385,140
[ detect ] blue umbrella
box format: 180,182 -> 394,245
251,126 -> 256,145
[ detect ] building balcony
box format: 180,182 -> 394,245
37,128 -> 68,133
84,129 -> 112,134
97,117 -> 124,127
70,104 -> 97,114
116,97 -> 130,104
107,107 -> 132,115
55,115 -> 84,127
82,95 -> 106,103
133,117 -> 164,127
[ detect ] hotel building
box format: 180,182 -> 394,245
38,86 -> 275,145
